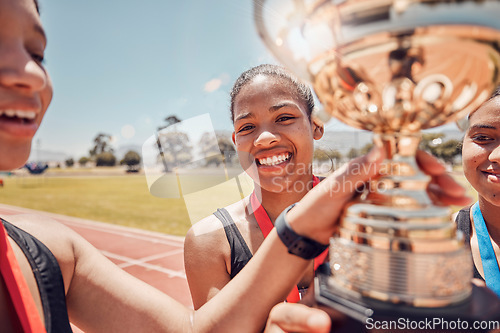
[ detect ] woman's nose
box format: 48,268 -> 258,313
489,144 -> 500,163
254,129 -> 280,147
0,45 -> 47,93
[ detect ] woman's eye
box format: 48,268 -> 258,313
471,134 -> 494,143
277,115 -> 294,122
30,52 -> 45,65
238,125 -> 254,133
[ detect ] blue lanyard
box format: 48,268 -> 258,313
472,202 -> 500,297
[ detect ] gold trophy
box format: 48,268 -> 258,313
254,0 -> 500,330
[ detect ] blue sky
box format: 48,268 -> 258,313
34,0 -> 340,159
35,0 -> 463,160
35,1 -> 270,158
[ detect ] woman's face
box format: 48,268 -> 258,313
232,74 -> 323,194
0,0 -> 52,171
463,96 -> 500,206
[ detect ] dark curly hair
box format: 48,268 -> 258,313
489,85 -> 500,101
229,64 -> 315,123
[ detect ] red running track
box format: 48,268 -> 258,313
0,203 -> 193,310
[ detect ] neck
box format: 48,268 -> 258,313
478,197 -> 500,244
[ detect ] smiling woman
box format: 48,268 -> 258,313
0,0 -> 51,172
456,86 -> 500,298
184,64 -> 328,309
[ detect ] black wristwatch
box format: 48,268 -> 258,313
275,203 -> 329,260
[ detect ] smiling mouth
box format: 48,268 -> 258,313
0,110 -> 37,124
256,152 -> 291,166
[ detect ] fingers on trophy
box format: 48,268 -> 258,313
254,0 -> 500,331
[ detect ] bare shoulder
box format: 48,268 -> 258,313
184,199 -> 250,268
4,214 -> 76,250
4,214 -> 78,291
184,213 -> 228,263
187,214 -> 225,240
186,198 -> 248,245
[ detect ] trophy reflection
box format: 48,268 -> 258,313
254,0 -> 500,330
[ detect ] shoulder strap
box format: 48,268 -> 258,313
455,207 -> 484,281
213,209 -> 253,278
456,207 -> 472,242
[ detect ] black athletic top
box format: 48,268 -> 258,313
2,219 -> 73,333
455,207 -> 485,281
214,208 -> 253,278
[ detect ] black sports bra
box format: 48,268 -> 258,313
455,207 -> 484,281
2,218 -> 73,332
214,208 -> 253,278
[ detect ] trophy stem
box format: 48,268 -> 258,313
329,132 -> 472,307
366,133 -> 431,209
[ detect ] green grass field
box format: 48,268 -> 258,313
0,170 -> 255,236
0,174 -> 193,236
0,167 -> 476,236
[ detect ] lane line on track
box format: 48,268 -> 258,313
0,203 -> 185,245
62,220 -> 184,247
118,249 -> 185,269
100,250 -> 186,279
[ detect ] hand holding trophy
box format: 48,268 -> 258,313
254,0 -> 500,331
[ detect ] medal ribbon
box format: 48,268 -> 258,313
250,175 -> 329,303
0,221 -> 46,332
471,202 -> 500,298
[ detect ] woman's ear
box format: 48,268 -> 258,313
312,120 -> 324,140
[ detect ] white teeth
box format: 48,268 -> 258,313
0,109 -> 37,120
258,153 -> 290,166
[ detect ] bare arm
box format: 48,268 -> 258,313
184,216 -> 232,309
65,230 -> 192,333
5,215 -> 190,333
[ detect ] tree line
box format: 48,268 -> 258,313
66,114 -> 462,174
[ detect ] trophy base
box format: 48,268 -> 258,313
314,266 -> 500,333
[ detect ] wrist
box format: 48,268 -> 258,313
286,203 -> 331,245
275,204 -> 329,260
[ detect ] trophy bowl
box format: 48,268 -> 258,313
254,0 -> 500,328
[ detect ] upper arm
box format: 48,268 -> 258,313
184,216 -> 232,310
65,230 -> 192,333
7,215 -> 193,332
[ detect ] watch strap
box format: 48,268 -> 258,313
275,203 -> 329,260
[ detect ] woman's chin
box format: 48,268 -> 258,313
0,143 -> 31,171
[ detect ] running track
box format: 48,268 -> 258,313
0,203 -> 193,310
